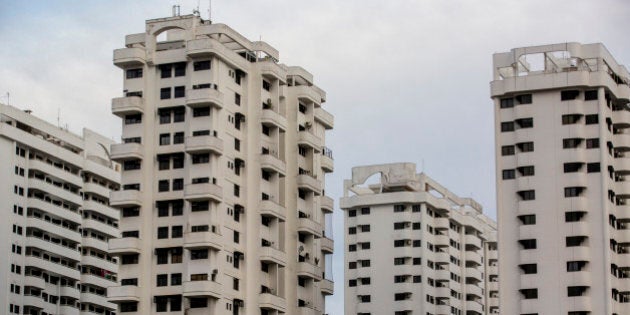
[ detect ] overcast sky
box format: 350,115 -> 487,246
2,1 -> 630,313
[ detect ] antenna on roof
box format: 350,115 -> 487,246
208,0 -> 212,22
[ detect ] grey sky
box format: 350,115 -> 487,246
1,1 -> 629,313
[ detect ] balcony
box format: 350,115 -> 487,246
616,181 -> 630,198
28,159 -> 83,187
466,266 -> 482,280
28,178 -> 83,206
433,234 -> 450,246
59,285 -> 81,299
186,88 -> 223,109
615,132 -> 630,150
464,234 -> 482,249
297,174 -> 322,195
466,284 -> 483,297
26,236 -> 81,261
260,246 -> 287,266
321,236 -> 334,254
183,231 -> 222,251
24,275 -> 46,289
297,262 -> 322,280
183,280 -> 222,299
25,255 -> 80,280
259,60 -> 287,84
83,200 -> 118,221
109,190 -> 143,207
466,251 -> 483,265
298,217 -> 323,238
615,157 -> 630,173
319,195 -> 334,213
185,135 -> 223,155
293,85 -> 322,104
314,107 -> 334,130
259,292 -> 287,312
111,96 -> 144,118
108,237 -> 141,255
113,47 -> 145,68
260,153 -> 286,176
320,279 -> 334,296
260,200 -> 286,221
261,109 -> 288,130
466,300 -> 484,314
321,147 -> 334,173
110,143 -> 143,161
108,285 -> 140,302
297,131 -> 321,152
184,183 -> 222,202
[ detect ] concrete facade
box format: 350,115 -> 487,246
107,14 -> 334,315
0,104 -> 120,315
340,163 -> 498,315
492,43 -> 630,315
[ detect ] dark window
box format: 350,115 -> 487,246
586,138 -> 599,149
567,261 -> 587,272
126,68 -> 143,79
517,190 -> 536,201
515,94 -> 532,104
160,64 -> 172,78
160,88 -> 171,99
159,133 -> 170,146
193,60 -> 211,71
516,142 -> 534,152
564,162 -> 583,173
517,166 -> 535,176
189,298 -> 208,308
192,153 -> 210,164
174,86 -> 185,98
519,239 -> 537,249
234,138 -> 241,151
172,178 -> 184,191
562,114 -> 582,125
502,169 -> 515,180
359,295 -> 370,303
157,202 -> 169,217
520,288 -> 538,299
191,249 -> 209,260
235,93 -> 241,106
563,138 -> 583,149
584,90 -> 598,101
172,154 -> 184,169
173,132 -> 184,144
173,108 -> 185,122
515,118 -> 533,128
156,274 -> 168,287
348,210 -> 356,217
501,122 -> 515,132
159,109 -> 171,124
500,98 -> 514,108
171,273 -> 182,285
519,264 -> 537,274
193,106 -> 210,117
561,90 -> 580,101
191,201 -> 209,211
566,236 -> 586,247
124,114 -> 142,124
585,114 -> 598,125
157,227 -> 169,239
567,286 -> 588,297
501,145 -> 515,156
158,180 -> 169,192
587,163 -> 600,173
564,187 -> 585,197
413,258 -> 421,265
518,214 -> 536,225
565,211 -> 585,222
121,254 -> 139,265
172,226 -> 183,238
120,302 -> 138,312
262,80 -> 271,91
174,63 -> 186,77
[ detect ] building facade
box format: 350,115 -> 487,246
492,43 -> 630,314
0,104 -> 120,315
340,163 -> 498,315
107,14 -> 334,315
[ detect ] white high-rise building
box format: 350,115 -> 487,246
0,104 -> 120,315
107,14 -> 334,315
492,42 -> 630,315
340,163 -> 498,315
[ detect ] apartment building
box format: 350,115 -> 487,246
0,104 -> 120,315
106,13 -> 334,315
340,163 -> 498,315
492,43 -> 630,315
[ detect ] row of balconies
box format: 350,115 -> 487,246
109,182 -> 222,207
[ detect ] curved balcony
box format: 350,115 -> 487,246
433,234 -> 450,246
319,195 -> 333,213
321,152 -> 334,173
260,293 -> 287,312
26,217 -> 81,243
81,291 -> 115,309
83,200 -> 119,221
260,154 -> 286,176
24,275 -> 46,289
27,198 -> 81,224
616,181 -> 630,198
434,251 -> 450,264
259,60 -> 287,84
614,230 -> 630,244
261,109 -> 288,131
185,135 -> 223,155
320,279 -> 334,296
26,237 -> 81,261
321,236 -> 334,254
293,85 -> 322,104
564,172 -> 588,187
465,267 -> 482,281
260,246 -> 287,266
110,143 -> 143,161
298,217 -> 322,238
23,295 -> 48,310
183,232 -> 222,251
183,280 -> 222,299
186,88 -> 223,109
83,218 -> 119,238
81,255 -> 117,273
83,182 -> 111,200
297,174 -> 322,195
615,157 -> 630,174
564,246 -> 591,261
108,237 -> 141,255
82,236 -> 108,252
466,284 -> 483,297
109,190 -> 143,207
465,234 -> 482,249
434,217 -> 450,229
113,48 -> 145,68
184,183 -> 222,203
615,133 -> 630,151
561,196 -> 588,212
111,96 -> 144,118
25,255 -> 80,280
566,296 -> 592,313
297,131 -> 321,152
260,200 -> 286,221
614,110 -> 630,129
314,108 -> 334,130
108,285 -> 140,302
28,159 -> 83,187
28,178 -> 83,206
59,285 -> 81,299
297,262 -> 322,280
466,300 -> 484,314
466,251 -> 483,266
434,269 -> 450,281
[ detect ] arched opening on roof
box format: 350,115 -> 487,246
349,172 -> 383,196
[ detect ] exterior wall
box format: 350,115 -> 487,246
108,14 -> 333,315
492,42 -> 630,315
0,104 -> 120,315
340,163 -> 497,315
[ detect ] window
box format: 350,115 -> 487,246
502,169 -> 515,180
349,244 -> 357,252
348,210 -> 356,217
126,68 -> 143,79
394,222 -> 407,230
234,138 -> 240,151
565,211 -> 585,222
516,142 -> 534,152
234,184 -> 240,197
173,108 -> 185,122
121,254 -> 139,265
501,122 -> 515,132
157,227 -> 169,239
174,63 -> 186,77
517,190 -> 535,201
564,187 -> 585,197
125,114 -> 142,124
172,178 -> 184,191
561,90 -> 580,100
191,249 -> 209,260
564,162 -> 583,173
160,87 -> 171,99
194,60 -> 211,71
394,240 -> 407,247
520,288 -> 538,299
192,153 -> 210,164
517,166 -> 535,176
349,279 -> 357,287
519,264 -> 537,274
394,293 -> 411,301
193,106 -> 210,117
359,295 -> 371,303
158,180 -> 169,192
349,227 -> 357,235
394,275 -> 408,283
120,302 -> 138,312
562,114 -> 582,125
233,231 -> 240,243
189,297 -> 208,308
515,118 -> 533,128
413,257 -> 421,265
515,94 -> 532,104
413,275 -> 422,283
155,296 -> 168,312
394,205 -> 406,212
563,138 -> 583,149
262,80 -> 271,91
172,226 -> 183,238
500,98 -> 514,108
586,138 -> 599,149
121,278 -> 138,286
567,286 -> 588,297
518,214 -> 536,225
519,239 -> 537,249
360,225 -> 370,232
567,261 -> 587,272
174,86 -> 185,98
413,222 -> 421,230
361,207 -> 370,215
584,90 -> 598,101
157,274 -> 168,287
235,93 -> 241,105
394,257 -> 406,265
173,132 -> 184,144
159,133 -> 170,146
501,145 -> 515,156
192,201 -> 209,211
566,236 -> 586,247
160,64 -> 172,78
349,262 -> 357,269
585,114 -> 598,124
587,163 -> 600,173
